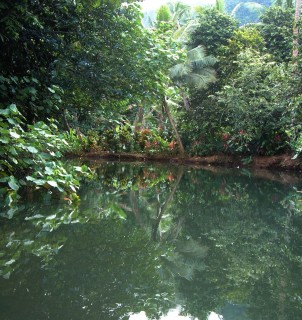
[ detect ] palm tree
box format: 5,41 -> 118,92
167,1 -> 191,29
162,46 -> 217,157
169,45 -> 217,97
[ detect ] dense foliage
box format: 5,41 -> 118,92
0,0 -> 184,202
2,1 -> 302,202
189,8 -> 239,56
259,6 -> 297,62
178,4 -> 302,157
2,2 -> 302,318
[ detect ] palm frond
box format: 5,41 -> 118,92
215,0 -> 225,12
192,56 -> 218,69
170,45 -> 217,89
173,20 -> 199,41
169,63 -> 192,79
187,45 -> 207,61
183,70 -> 216,89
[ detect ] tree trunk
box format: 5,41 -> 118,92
63,110 -> 71,131
152,167 -> 184,241
180,88 -> 190,111
293,0 -> 301,60
162,96 -> 185,156
157,109 -> 164,131
133,106 -> 144,132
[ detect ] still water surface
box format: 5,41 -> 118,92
1,162 -> 302,320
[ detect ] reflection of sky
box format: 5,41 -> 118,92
140,0 -> 215,12
129,307 -> 223,320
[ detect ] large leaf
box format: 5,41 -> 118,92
9,131 -> 20,139
27,146 -> 38,154
8,176 -> 20,191
47,180 -> 58,188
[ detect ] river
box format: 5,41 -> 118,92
1,161 -> 302,320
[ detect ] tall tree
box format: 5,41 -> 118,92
260,7 -> 295,62
293,0 -> 301,59
156,4 -> 172,23
189,8 -> 238,56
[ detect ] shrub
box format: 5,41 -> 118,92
0,105 -> 93,205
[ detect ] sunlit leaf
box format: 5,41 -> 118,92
46,214 -> 57,220
8,176 -> 19,190
5,259 -> 15,266
25,214 -> 45,220
9,131 -> 20,139
47,181 -> 58,188
27,146 -> 38,153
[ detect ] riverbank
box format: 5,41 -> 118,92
80,150 -> 302,172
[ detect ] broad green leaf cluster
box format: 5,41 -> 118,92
0,104 -> 92,205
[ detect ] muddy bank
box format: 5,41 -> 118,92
77,151 -> 302,185
83,151 -> 302,172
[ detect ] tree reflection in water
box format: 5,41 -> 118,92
1,162 -> 302,320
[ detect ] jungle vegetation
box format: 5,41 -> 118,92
1,0 -> 302,202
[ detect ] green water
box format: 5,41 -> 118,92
1,162 -> 302,320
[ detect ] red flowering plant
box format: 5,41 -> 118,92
169,141 -> 176,150
135,128 -> 172,154
225,129 -> 253,154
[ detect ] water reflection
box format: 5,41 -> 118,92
1,162 -> 302,319
130,306 -> 200,319
130,307 -> 224,320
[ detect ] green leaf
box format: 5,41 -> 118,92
8,147 -> 17,155
8,176 -> 19,191
26,176 -> 46,186
7,118 -> 18,125
9,104 -> 18,113
45,167 -> 54,175
25,214 -> 44,220
0,109 -> 10,116
47,181 -> 58,188
5,259 -> 15,266
27,146 -> 38,153
24,240 -> 34,246
46,214 -> 57,220
93,0 -> 101,8
9,131 -> 20,139
111,203 -> 127,220
0,137 -> 9,144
